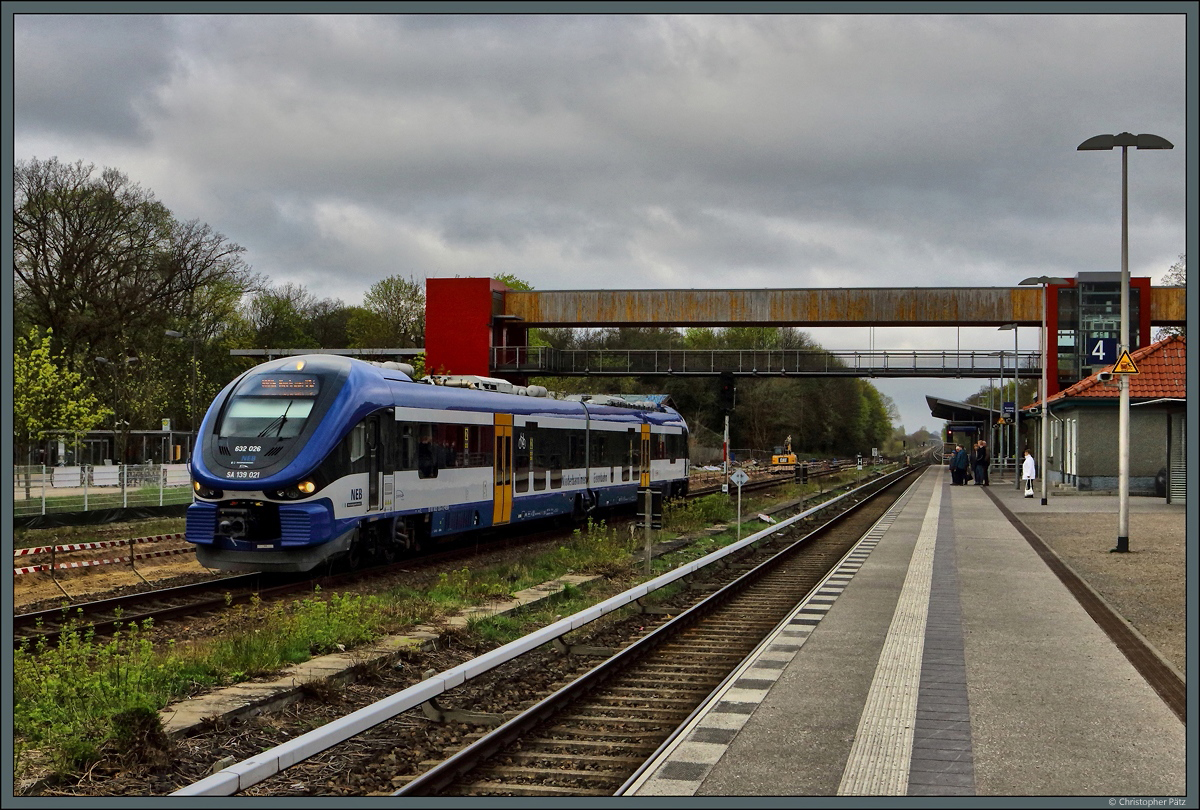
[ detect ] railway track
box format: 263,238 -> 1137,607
15,466 -> 858,650
389,467 -> 916,797
15,572 -> 292,650
12,529 -> 562,650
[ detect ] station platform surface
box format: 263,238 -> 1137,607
626,466 -> 1189,798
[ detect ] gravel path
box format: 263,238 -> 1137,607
1018,510 -> 1186,674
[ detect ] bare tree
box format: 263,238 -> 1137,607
14,157 -> 254,366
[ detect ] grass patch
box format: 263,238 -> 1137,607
464,614 -> 526,645
664,494 -> 735,532
13,473 -> 883,784
13,487 -> 194,517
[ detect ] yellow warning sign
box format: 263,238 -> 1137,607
1112,351 -> 1139,374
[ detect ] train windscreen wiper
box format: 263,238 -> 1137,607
257,400 -> 294,438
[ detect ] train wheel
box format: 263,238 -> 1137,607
374,542 -> 398,566
374,530 -> 397,565
573,490 -> 597,521
394,518 -> 422,555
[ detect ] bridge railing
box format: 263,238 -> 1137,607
493,347 -> 1042,378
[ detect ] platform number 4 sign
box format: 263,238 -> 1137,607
1086,337 -> 1117,366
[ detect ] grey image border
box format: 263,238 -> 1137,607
3,2 -> 1197,807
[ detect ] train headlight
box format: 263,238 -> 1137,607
268,479 -> 319,500
193,481 -> 224,499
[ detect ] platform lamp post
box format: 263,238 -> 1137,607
95,354 -> 139,480
1018,276 -> 1067,506
1077,132 -> 1173,553
998,324 -> 1019,490
166,330 -> 198,460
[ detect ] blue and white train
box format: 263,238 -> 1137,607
186,354 -> 690,572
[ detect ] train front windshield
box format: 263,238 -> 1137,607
217,372 -> 323,439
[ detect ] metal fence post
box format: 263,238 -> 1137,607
83,464 -> 89,511
41,464 -> 47,515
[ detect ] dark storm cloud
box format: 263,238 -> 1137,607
14,14 -> 175,143
10,11 -> 1189,431
12,12 -> 1187,297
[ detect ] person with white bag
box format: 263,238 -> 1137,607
1022,448 -> 1037,498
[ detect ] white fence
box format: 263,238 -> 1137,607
12,464 -> 194,517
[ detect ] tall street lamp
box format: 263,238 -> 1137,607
166,329 -> 198,458
95,354 -> 139,468
1078,132 -> 1173,553
999,323 -> 1019,490
1019,276 -> 1067,506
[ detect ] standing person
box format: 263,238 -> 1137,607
1022,448 -> 1036,497
951,444 -> 967,485
974,440 -> 990,486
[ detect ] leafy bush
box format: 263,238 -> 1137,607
664,494 -> 734,531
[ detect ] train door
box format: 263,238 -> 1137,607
367,413 -> 381,511
493,414 -> 513,525
639,423 -> 651,488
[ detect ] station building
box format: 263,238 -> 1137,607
1027,334 -> 1186,502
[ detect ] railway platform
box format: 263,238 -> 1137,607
626,465 -> 1189,798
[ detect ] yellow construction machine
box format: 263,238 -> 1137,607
770,435 -> 798,471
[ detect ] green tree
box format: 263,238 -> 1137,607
13,328 -> 111,482
349,274 -> 425,348
307,298 -> 359,348
240,283 -> 319,349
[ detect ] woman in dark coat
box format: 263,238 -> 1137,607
973,440 -> 990,486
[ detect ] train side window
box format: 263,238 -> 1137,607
668,432 -> 681,463
591,434 -> 607,471
417,423 -> 437,479
515,427 -> 530,492
567,432 -> 583,469
433,423 -> 460,468
348,423 -> 366,464
532,427 -> 546,491
477,425 -> 495,468
398,423 -> 415,470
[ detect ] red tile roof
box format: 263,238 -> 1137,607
1034,335 -> 1186,407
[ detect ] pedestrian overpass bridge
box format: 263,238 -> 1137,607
491,346 -> 1042,379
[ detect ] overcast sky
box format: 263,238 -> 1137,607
8,8 -> 1192,433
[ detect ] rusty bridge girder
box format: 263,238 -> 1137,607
501,286 -> 1186,327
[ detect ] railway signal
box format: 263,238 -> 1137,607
718,372 -> 736,412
